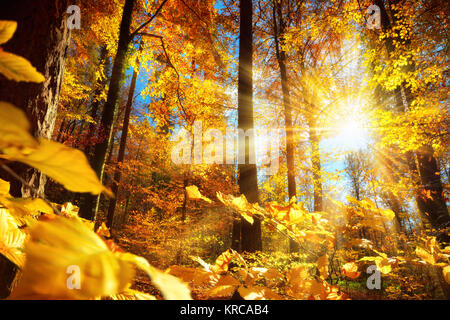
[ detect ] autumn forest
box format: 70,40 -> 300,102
0,0 -> 449,302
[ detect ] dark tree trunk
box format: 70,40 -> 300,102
237,0 -> 261,253
231,219 -> 241,251
0,0 -> 71,299
273,0 -> 298,252
375,0 -> 449,237
79,0 -> 136,221
106,43 -> 141,228
0,0 -> 71,300
0,0 -> 71,198
415,146 -> 450,231
84,46 -> 109,161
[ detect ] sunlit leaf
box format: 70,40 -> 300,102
341,262 -> 361,279
0,102 -> 38,149
120,253 -> 191,300
238,286 -> 282,300
0,178 -> 10,195
9,216 -> 134,299
415,246 -> 435,264
0,208 -> 26,268
186,185 -> 212,203
0,138 -> 112,196
0,20 -> 17,44
0,197 -> 53,222
0,51 -> 45,82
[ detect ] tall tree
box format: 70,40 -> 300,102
344,150 -> 369,201
272,0 -> 298,252
106,42 -> 142,228
237,0 -> 262,252
79,0 -> 136,221
374,0 -> 450,239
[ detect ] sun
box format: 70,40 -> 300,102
334,118 -> 368,150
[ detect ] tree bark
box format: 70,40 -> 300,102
273,0 -> 298,252
237,0 -> 262,253
0,0 -> 71,198
0,0 -> 71,299
79,0 -> 136,221
84,46 -> 109,161
309,119 -> 323,212
106,42 -> 142,228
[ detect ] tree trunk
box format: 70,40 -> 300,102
0,0 -> 71,198
237,0 -> 261,253
231,219 -> 241,251
0,0 -> 71,299
79,0 -> 136,221
106,42 -> 142,228
84,46 -> 109,161
273,0 -> 298,252
375,0 -> 449,237
309,119 -> 323,212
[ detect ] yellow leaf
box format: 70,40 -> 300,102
206,276 -> 240,298
381,209 -> 395,220
59,202 -> 79,218
186,185 -> 211,203
216,192 -> 256,224
231,195 -> 254,224
0,138 -> 111,196
416,246 -> 435,264
120,254 -> 191,300
213,249 -> 237,274
0,51 -> 45,82
215,275 -> 241,287
0,197 -> 53,225
375,257 -> 392,274
0,102 -> 38,149
96,222 -> 111,238
166,265 -> 215,287
0,20 -> 17,44
0,208 -> 26,268
252,267 -> 283,287
341,262 -> 361,279
206,285 -> 237,298
9,216 -> 134,299
238,286 -> 282,300
0,178 -> 10,195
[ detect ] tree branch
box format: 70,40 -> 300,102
130,0 -> 168,39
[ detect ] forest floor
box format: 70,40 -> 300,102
114,208 -> 233,298
111,210 -> 394,300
